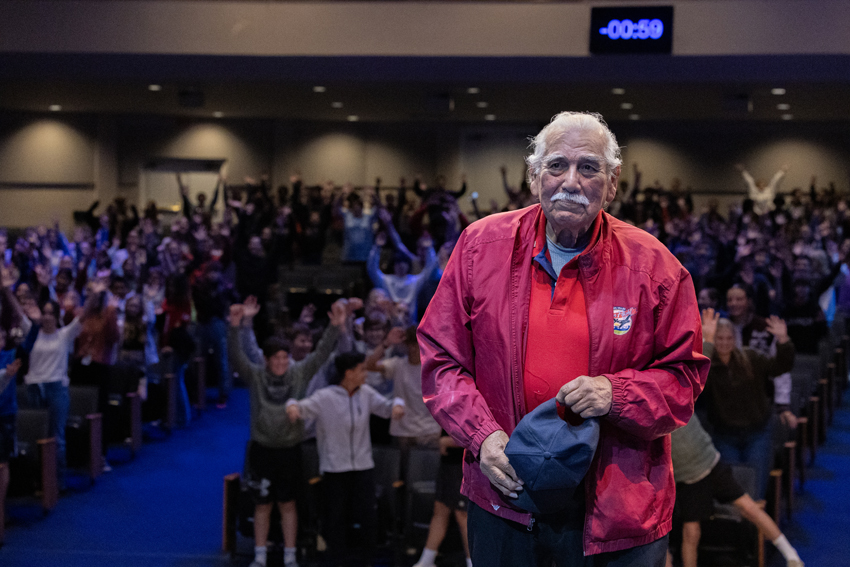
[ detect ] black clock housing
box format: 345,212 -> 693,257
589,6 -> 674,55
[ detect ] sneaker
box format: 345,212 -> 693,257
249,562 -> 265,567
283,559 -> 299,567
102,460 -> 112,473
787,561 -> 804,567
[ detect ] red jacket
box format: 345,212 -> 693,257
419,206 -> 709,555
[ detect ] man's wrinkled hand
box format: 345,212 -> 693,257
557,375 -> 613,418
480,430 -> 523,498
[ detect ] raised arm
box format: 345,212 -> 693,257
736,163 -> 758,195
1,268 -> 29,328
239,296 -> 265,365
750,316 -> 795,377
364,327 -> 404,374
395,177 -> 408,224
500,166 -> 518,200
377,208 -> 416,264
209,174 -> 222,213
226,304 -> 264,381
367,240 -> 387,292
176,174 -> 192,219
293,299 -> 350,380
768,165 -> 789,192
617,163 -> 640,205
447,174 -> 467,199
414,239 -> 439,290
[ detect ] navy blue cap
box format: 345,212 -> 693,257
504,398 -> 600,515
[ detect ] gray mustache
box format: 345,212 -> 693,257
550,192 -> 590,206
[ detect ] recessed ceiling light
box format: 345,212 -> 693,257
347,115 -> 359,122
148,84 -> 162,92
772,88 -> 786,95
781,114 -> 794,120
331,102 -> 343,109
612,88 -> 626,95
313,86 -> 326,93
48,104 -> 62,112
484,114 -> 496,121
620,102 -> 633,110
476,101 -> 489,109
777,103 -> 791,110
213,111 -> 224,118
467,87 -> 480,94
629,114 -> 640,120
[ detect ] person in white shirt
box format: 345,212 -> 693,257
287,351 -> 404,567
365,325 -> 440,450
24,300 -> 83,486
367,230 -> 439,326
736,163 -> 788,216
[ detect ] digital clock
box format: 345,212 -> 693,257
598,19 -> 664,41
590,6 -> 673,55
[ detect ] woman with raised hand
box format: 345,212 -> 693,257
700,308 -> 795,499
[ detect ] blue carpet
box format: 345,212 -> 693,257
2,387 -> 249,567
777,398 -> 850,567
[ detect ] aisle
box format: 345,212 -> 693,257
1,387 -> 250,567
780,398 -> 850,567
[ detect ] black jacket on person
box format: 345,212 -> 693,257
702,340 -> 795,432
192,278 -> 238,324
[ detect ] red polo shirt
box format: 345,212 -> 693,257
523,212 -> 602,413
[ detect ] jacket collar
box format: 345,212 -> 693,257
532,208 -> 604,281
517,205 -> 611,280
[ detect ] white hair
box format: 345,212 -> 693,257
525,111 -> 623,184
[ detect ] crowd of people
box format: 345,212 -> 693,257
0,153 -> 838,567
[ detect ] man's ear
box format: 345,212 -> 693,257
605,165 -> 620,207
528,169 -> 540,199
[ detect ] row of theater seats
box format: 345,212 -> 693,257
3,350 -> 211,539
695,315 -> 850,567
222,445 -> 451,565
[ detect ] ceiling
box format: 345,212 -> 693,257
2,53 -> 850,123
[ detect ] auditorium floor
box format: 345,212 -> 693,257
1,386 -> 847,567
2,387 -> 247,567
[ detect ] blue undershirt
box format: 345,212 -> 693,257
546,236 -> 586,278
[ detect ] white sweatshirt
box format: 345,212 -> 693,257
291,384 -> 403,474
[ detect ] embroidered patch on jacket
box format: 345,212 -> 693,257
613,307 -> 637,336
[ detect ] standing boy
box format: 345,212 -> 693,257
228,298 -> 350,567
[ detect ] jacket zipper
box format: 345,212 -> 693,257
527,516 -> 535,532
511,216 -> 529,424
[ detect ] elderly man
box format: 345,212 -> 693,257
419,112 -> 709,566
